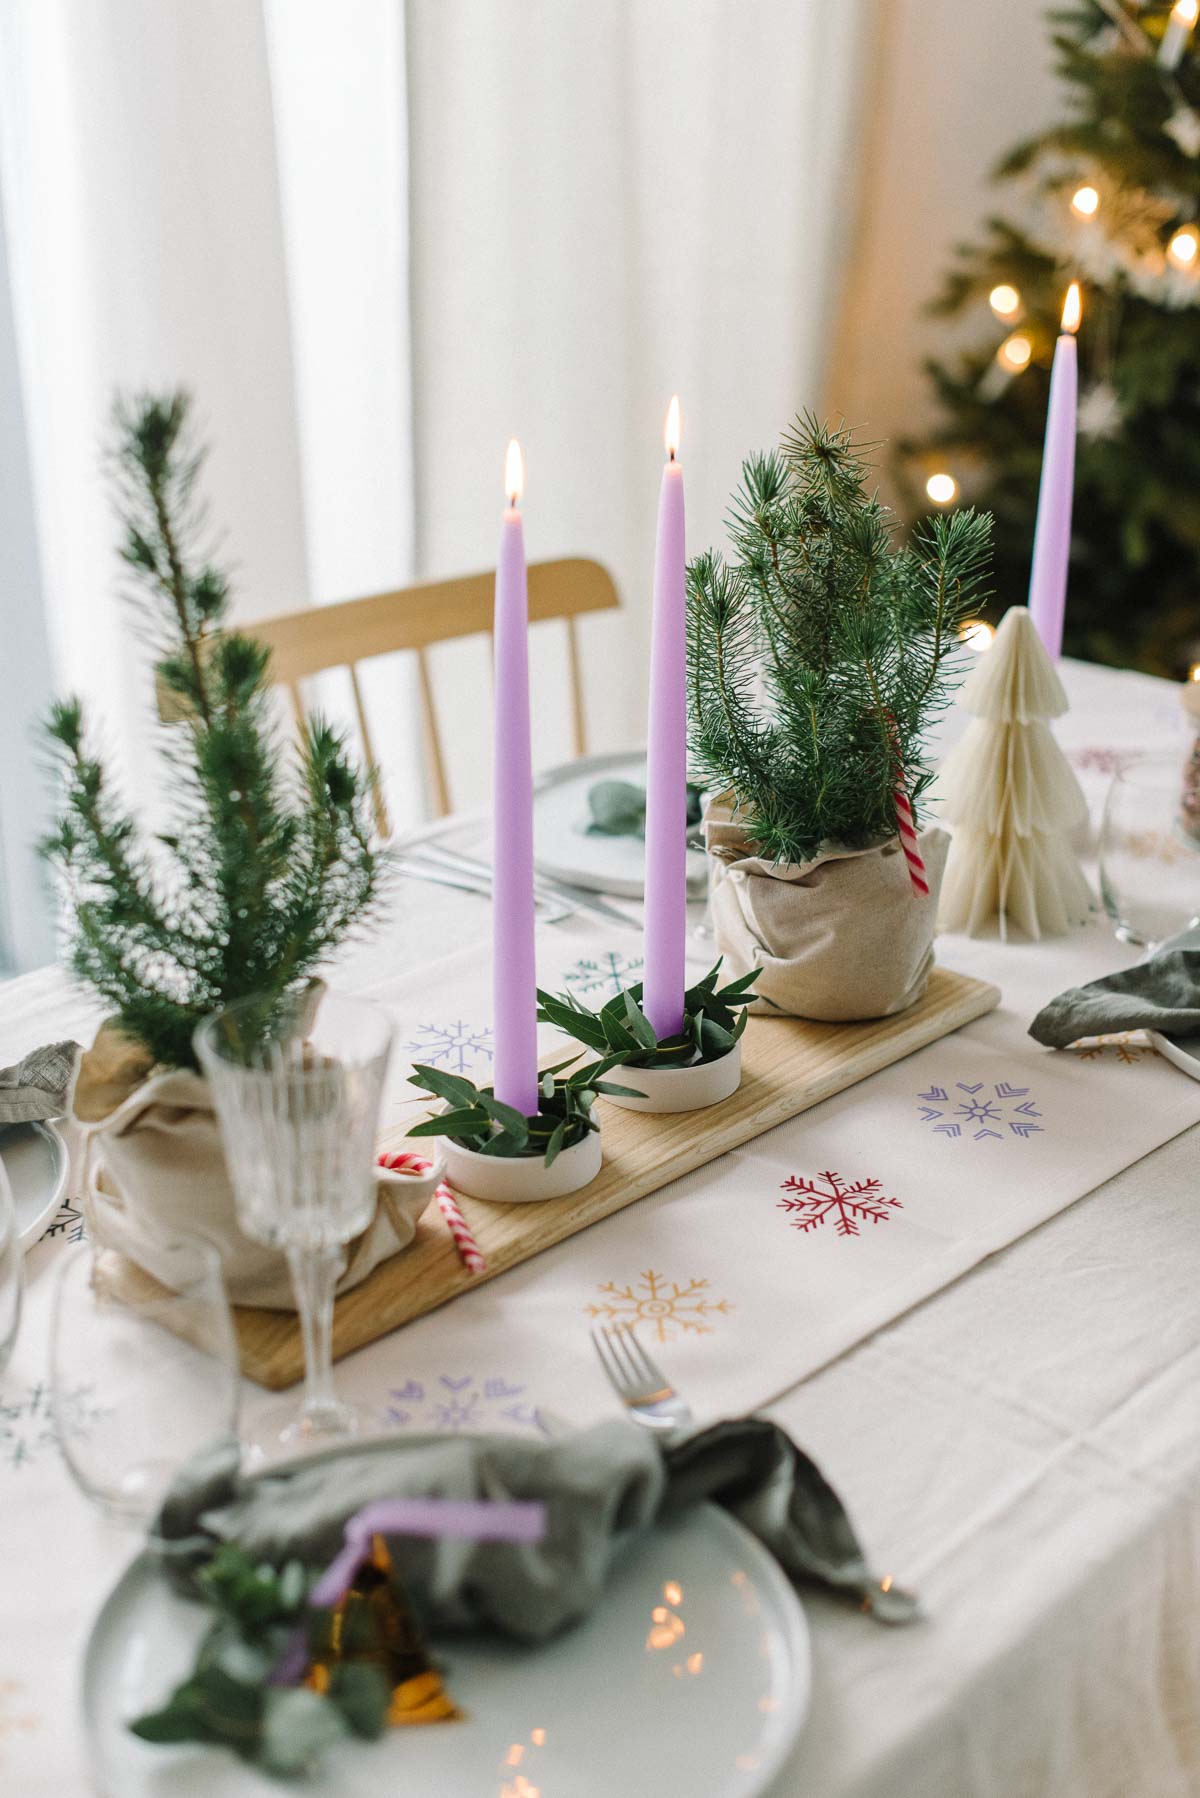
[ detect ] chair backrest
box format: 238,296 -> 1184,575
251,557 -> 620,834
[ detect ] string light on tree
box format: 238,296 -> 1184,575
1071,185 -> 1100,219
1168,226 -> 1199,268
959,620 -> 996,652
998,333 -> 1033,372
989,283 -> 1022,320
1160,0 -> 1198,70
926,471 -> 958,505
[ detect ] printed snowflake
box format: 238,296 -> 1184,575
564,950 -> 645,998
585,1268 -> 732,1342
39,1198 -> 85,1245
385,1373 -> 543,1434
404,1020 -> 493,1075
1071,1031 -> 1160,1065
778,1171 -> 902,1239
916,1079 -> 1044,1142
0,1380 -> 105,1473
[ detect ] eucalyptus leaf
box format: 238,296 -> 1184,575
260,1687 -> 348,1778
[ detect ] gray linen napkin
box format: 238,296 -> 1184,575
1029,949 -> 1200,1048
0,1041 -> 79,1125
154,1416 -> 917,1633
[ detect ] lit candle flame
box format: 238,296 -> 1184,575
664,394 -> 681,461
1174,0 -> 1198,27
505,438 -> 524,507
1071,185 -> 1099,219
1061,282 -> 1082,334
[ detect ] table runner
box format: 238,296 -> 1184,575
334,920 -> 1200,1439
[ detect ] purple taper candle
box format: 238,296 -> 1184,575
642,396 -> 688,1042
492,440 -> 539,1116
1028,282 -> 1081,661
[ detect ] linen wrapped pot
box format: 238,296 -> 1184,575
703,798 -> 949,1021
70,1022 -> 438,1310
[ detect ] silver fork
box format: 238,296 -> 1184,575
591,1322 -> 693,1441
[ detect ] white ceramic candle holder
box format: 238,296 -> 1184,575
603,1040 -> 743,1114
440,1125 -> 602,1204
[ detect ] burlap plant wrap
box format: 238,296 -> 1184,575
704,797 -> 949,1021
70,1024 -> 441,1311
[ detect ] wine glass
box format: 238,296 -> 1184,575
51,1234 -> 239,1521
0,1162 -> 22,1377
1099,752 -> 1200,949
195,988 -> 394,1459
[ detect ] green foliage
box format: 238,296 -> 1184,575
899,1 -> 1200,675
129,1546 -> 390,1777
41,392 -> 384,1070
407,1058 -> 643,1165
585,777 -> 704,838
537,960 -> 756,1070
687,415 -> 992,865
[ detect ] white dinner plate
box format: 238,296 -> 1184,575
0,1119 -> 70,1250
82,1499 -> 810,1798
1145,922 -> 1200,1078
534,751 -> 709,899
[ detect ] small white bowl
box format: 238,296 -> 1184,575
604,1040 -> 743,1114
441,1125 -> 602,1203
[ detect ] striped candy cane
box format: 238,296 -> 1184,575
892,780 -> 929,898
378,1149 -> 488,1276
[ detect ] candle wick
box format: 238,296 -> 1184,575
668,449 -> 676,463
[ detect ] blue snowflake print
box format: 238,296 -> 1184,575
0,1379 -> 106,1472
39,1198 -> 85,1246
404,1020 -> 493,1075
386,1373 -> 544,1435
916,1080 -> 1044,1143
563,950 -> 645,998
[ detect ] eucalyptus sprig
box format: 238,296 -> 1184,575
537,961 -> 757,1071
129,1546 -> 391,1777
407,1058 -> 643,1167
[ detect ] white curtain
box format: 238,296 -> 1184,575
406,0 -> 869,807
0,0 -> 865,965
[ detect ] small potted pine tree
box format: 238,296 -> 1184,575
686,417 -> 993,1019
41,393 -> 441,1304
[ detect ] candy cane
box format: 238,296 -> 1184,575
892,780 -> 929,898
378,1149 -> 488,1276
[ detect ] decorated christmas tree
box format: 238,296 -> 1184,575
937,605 -> 1091,939
899,0 -> 1200,677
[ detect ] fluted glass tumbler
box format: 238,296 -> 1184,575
195,988 -> 394,1459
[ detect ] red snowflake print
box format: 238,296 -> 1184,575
778,1170 -> 902,1239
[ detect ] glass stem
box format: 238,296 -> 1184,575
287,1245 -> 343,1420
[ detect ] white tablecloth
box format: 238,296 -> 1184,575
2,658 -> 1199,1797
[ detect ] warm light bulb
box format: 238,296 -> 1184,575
504,438 -> 524,506
925,471 -> 958,505
1071,185 -> 1100,218
664,394 -> 681,460
960,619 -> 995,652
1061,281 -> 1083,334
988,283 -> 1021,319
1189,661 -> 1200,681
997,332 -> 1033,371
1169,226 -> 1199,267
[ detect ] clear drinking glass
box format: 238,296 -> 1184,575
0,1166 -> 22,1377
195,988 -> 394,1459
51,1234 -> 239,1521
1099,752 -> 1200,948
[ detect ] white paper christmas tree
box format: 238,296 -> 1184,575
937,606 -> 1091,940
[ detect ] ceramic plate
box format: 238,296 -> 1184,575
534,751 -> 709,898
83,1500 -> 810,1798
0,1119 -> 70,1250
1145,922 -> 1200,1078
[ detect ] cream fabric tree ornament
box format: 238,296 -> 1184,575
937,606 -> 1091,940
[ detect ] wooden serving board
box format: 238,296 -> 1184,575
226,965 -> 998,1389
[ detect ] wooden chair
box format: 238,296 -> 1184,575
249,558 -> 619,836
